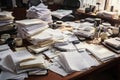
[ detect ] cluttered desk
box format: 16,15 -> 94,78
0,3 -> 120,80
75,9 -> 120,26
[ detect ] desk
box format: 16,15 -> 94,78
25,54 -> 120,80
75,10 -> 120,26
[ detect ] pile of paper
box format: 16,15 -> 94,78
26,3 -> 52,23
16,19 -> 49,38
104,37 -> 120,49
87,44 -> 116,61
9,50 -> 47,73
0,11 -> 15,34
29,28 -> 64,46
19,54 -> 47,69
0,44 -> 28,80
0,44 -> 48,80
51,9 -> 72,19
103,37 -> 120,53
73,22 -> 95,38
16,19 -> 65,46
57,50 -> 99,73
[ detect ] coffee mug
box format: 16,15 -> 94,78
15,38 -> 23,46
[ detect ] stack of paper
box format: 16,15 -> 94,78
26,3 -> 53,23
9,50 -> 48,74
103,37 -> 120,53
29,28 -> 63,46
28,45 -> 50,53
10,50 -> 35,64
20,54 -> 47,69
0,45 -> 49,79
51,9 -> 72,19
0,11 -> 14,23
57,50 -> 99,73
87,44 -> 116,61
104,37 -> 120,49
0,11 -> 15,34
16,19 -> 49,38
73,22 -> 95,38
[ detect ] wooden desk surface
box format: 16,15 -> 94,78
25,56 -> 120,80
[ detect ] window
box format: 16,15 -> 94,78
104,0 -> 120,15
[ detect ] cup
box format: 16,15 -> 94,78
15,38 -> 23,46
95,18 -> 101,27
112,27 -> 119,35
